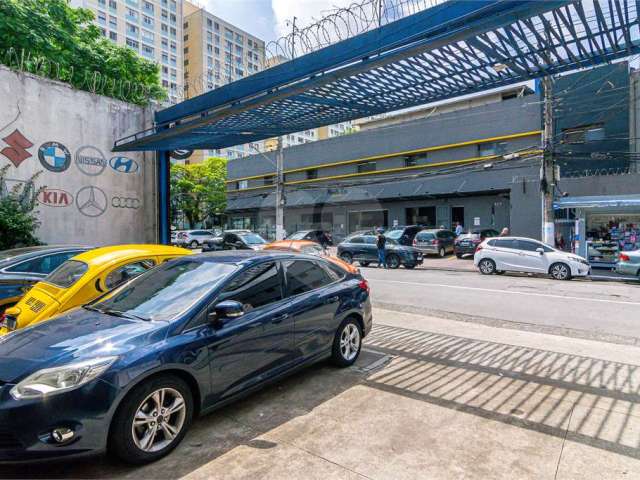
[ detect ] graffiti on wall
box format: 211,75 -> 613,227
0,128 -> 142,219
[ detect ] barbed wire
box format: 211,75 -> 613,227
263,0 -> 443,65
1,47 -> 160,105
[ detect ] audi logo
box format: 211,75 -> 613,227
111,196 -> 141,209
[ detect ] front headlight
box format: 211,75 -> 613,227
10,356 -> 117,400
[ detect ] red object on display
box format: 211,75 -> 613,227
620,253 -> 631,262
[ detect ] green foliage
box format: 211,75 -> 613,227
0,0 -> 165,105
170,157 -> 227,228
0,165 -> 43,249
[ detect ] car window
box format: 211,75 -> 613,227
45,260 -> 89,288
288,231 -> 307,240
239,233 -> 266,245
301,245 -> 323,255
285,260 -> 335,296
492,239 -> 517,249
224,234 -> 238,243
105,259 -> 156,290
349,237 -> 364,244
5,251 -> 82,274
325,262 -> 347,281
417,232 -> 435,241
516,240 -> 543,252
364,236 -> 377,245
385,230 -> 403,240
219,262 -> 283,311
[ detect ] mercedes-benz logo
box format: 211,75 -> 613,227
75,186 -> 108,217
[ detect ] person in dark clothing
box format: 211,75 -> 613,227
318,231 -> 330,253
376,231 -> 387,268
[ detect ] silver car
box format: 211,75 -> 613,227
175,229 -> 222,248
616,250 -> 640,277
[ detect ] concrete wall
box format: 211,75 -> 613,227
0,66 -> 157,246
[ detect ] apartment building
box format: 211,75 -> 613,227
70,0 -> 184,103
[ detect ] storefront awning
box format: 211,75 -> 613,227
554,195 -> 640,210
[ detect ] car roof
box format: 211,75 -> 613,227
0,245 -> 91,266
72,244 -> 191,266
189,250 -> 322,264
266,240 -> 318,249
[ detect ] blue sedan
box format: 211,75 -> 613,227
0,251 -> 372,464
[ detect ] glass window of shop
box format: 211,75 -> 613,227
586,213 -> 640,264
348,210 -> 388,233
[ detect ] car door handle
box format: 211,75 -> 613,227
271,313 -> 290,324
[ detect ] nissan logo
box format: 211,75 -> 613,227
111,196 -> 141,209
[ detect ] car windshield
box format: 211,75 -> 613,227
287,231 -> 309,240
45,260 -> 89,288
385,238 -> 399,245
385,230 -> 403,239
92,259 -> 237,321
240,233 -> 266,245
301,245 -> 323,255
459,233 -> 480,240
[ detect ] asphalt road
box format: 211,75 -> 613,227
362,265 -> 640,343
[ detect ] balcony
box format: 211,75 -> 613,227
126,0 -> 138,6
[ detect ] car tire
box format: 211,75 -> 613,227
478,258 -> 496,275
331,317 -> 363,367
360,261 -> 370,267
549,262 -> 572,281
404,264 -> 416,269
109,375 -> 194,465
386,254 -> 400,269
340,252 -> 353,264
438,247 -> 446,257
189,240 -> 199,249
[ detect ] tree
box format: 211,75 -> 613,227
0,166 -> 43,249
0,0 -> 165,105
170,157 -> 227,228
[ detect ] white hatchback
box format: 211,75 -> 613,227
474,236 -> 590,280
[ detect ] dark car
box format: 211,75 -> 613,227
0,245 -> 90,313
286,230 -> 333,246
413,229 -> 456,257
0,251 -> 371,464
454,229 -> 500,258
204,231 -> 267,251
337,234 -> 423,269
384,225 -> 422,246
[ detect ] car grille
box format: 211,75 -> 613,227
0,427 -> 22,450
24,296 -> 46,313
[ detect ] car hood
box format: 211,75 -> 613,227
0,308 -> 167,383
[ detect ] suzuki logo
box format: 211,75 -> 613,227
38,188 -> 73,207
1,130 -> 33,168
109,156 -> 139,174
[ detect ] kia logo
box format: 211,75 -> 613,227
37,188 -> 73,207
109,156 -> 139,174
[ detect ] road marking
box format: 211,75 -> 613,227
368,279 -> 640,306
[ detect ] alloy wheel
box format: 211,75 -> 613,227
551,263 -> 569,280
132,388 -> 187,453
479,259 -> 495,274
340,323 -> 361,361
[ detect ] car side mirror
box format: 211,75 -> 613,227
536,247 -> 545,255
210,300 -> 244,327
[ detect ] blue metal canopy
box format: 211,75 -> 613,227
113,0 -> 640,152
554,194 -> 640,209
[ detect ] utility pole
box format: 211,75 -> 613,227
275,136 -> 285,240
541,75 -> 556,245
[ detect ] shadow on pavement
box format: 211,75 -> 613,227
365,324 -> 640,460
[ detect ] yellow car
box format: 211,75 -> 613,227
1,244 -> 191,335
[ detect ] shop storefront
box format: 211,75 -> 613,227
554,195 -> 640,267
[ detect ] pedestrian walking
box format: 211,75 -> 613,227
319,231 -> 330,254
455,222 -> 464,237
376,230 -> 387,268
499,227 -> 510,236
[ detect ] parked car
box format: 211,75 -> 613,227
413,229 -> 456,257
616,250 -> 640,277
210,231 -> 268,251
175,230 -> 221,249
264,240 -> 325,255
0,245 -> 191,334
0,251 -> 372,464
0,245 -> 91,313
474,236 -> 590,280
286,230 -> 333,246
384,225 -> 423,246
338,234 -> 423,269
454,229 -> 500,258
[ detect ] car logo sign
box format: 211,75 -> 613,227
75,146 -> 107,176
109,156 -> 139,174
75,185 -> 108,217
37,188 -> 73,207
38,142 -> 71,173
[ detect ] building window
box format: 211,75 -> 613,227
404,156 -> 417,167
306,169 -> 318,180
263,176 -> 274,186
183,21 -> 188,29
183,59 -> 189,66
109,31 -> 117,41
478,141 -> 507,157
237,180 -> 248,190
357,162 -> 376,173
183,34 -> 188,41
562,124 -> 605,144
183,47 -> 188,54
109,0 -> 117,9
126,38 -> 139,49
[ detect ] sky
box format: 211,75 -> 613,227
202,0 -> 355,44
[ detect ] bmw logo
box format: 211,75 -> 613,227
38,142 -> 71,173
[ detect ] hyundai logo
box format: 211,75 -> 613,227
109,156 -> 139,174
